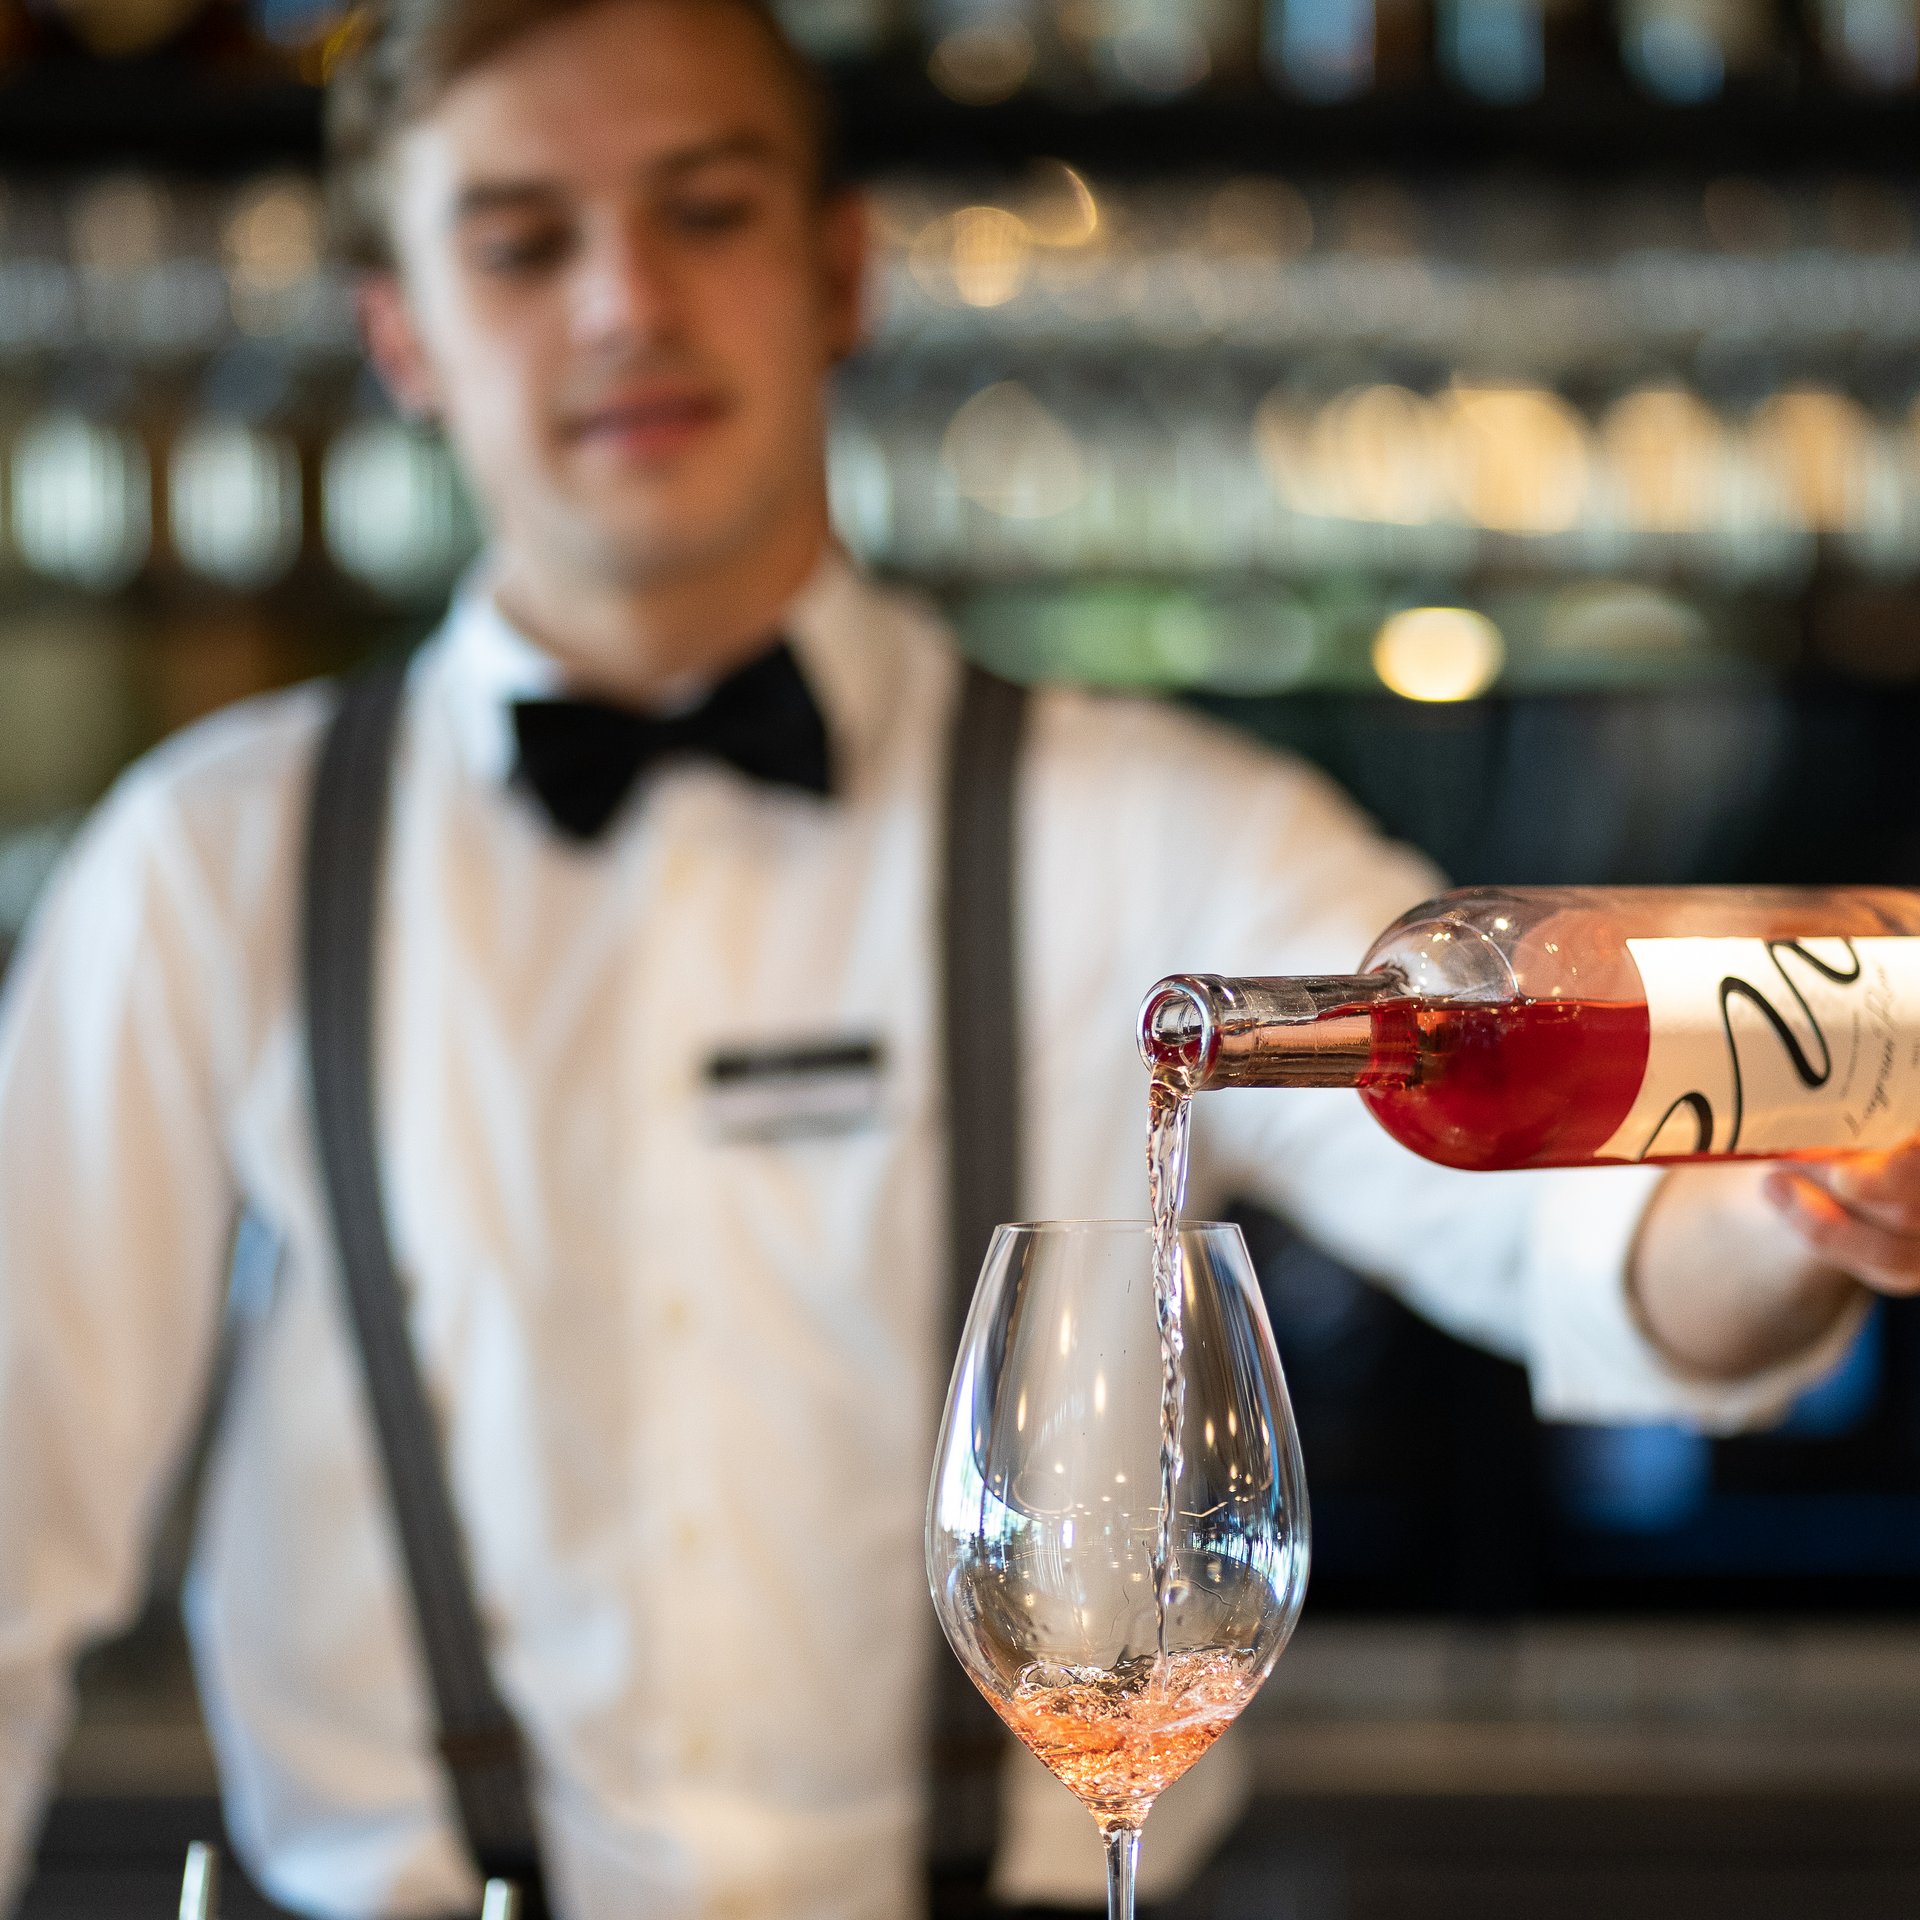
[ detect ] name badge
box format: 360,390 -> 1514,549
701,1037 -> 888,1142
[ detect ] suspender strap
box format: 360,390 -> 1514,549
931,662 -> 1029,1880
303,663 -> 548,1909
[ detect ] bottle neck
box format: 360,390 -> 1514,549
1138,973 -> 1402,1091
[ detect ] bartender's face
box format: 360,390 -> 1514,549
361,0 -> 863,593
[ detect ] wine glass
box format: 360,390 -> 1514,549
926,1220 -> 1309,1918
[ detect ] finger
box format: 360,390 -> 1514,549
1764,1170 -> 1920,1292
1799,1155 -> 1920,1237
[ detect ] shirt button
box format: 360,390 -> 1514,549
683,1730 -> 712,1770
675,1517 -> 701,1554
662,1298 -> 689,1336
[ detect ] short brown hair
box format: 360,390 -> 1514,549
325,0 -> 841,267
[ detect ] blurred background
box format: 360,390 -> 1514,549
11,0 -> 1920,1914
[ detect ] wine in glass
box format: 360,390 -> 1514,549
926,1220 -> 1309,1917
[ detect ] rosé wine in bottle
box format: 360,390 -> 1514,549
1139,886 -> 1920,1172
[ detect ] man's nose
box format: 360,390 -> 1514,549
570,218 -> 682,349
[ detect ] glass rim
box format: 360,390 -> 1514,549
991,1217 -> 1243,1235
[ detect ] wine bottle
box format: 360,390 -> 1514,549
1138,885 -> 1920,1171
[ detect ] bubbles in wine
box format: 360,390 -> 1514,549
993,1647 -> 1256,1833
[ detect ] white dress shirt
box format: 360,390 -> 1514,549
0,554 -> 1850,1920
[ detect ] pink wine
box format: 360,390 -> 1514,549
990,1648 -> 1258,1834
1141,886 -> 1920,1171
1359,995 -> 1650,1171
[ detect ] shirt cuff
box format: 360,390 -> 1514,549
1521,1165 -> 1869,1434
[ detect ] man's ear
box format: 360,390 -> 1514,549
357,271 -> 442,422
819,188 -> 869,366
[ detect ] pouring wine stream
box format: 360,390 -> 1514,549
1146,1064 -> 1195,1666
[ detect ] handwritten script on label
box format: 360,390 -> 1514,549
1597,936 -> 1920,1161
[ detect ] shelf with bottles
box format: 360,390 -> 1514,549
868,167 -> 1920,367
11,169 -> 1920,608
833,357 -> 1920,588
831,0 -> 1920,113
25,166 -> 1920,376
11,0 -> 1920,173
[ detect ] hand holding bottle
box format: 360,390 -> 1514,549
1764,1148 -> 1920,1291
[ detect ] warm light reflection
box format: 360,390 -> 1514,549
910,206 -> 1033,308
1748,386 -> 1875,532
1372,606 -> 1506,702
224,176 -> 325,336
1020,161 -> 1101,249
1305,383 -> 1457,524
1442,382 -> 1591,533
1601,384 -> 1727,533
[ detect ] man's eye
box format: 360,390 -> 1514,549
473,227 -> 572,275
670,194 -> 758,237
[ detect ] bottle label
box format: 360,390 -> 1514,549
1596,936 -> 1920,1161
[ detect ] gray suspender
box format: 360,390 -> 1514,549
299,655 -> 1026,1905
930,664 -> 1027,1881
303,661 -> 547,1907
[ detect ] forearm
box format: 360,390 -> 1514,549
1628,1163 -> 1861,1382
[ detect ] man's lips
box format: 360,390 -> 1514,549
561,389 -> 729,461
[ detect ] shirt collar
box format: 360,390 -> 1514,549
431,546 -> 883,794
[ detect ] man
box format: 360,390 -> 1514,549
0,1 -> 1914,1915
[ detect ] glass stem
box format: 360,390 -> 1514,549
1104,1828 -> 1140,1920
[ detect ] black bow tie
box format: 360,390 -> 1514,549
510,641 -> 832,842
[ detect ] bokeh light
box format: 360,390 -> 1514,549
1372,605 -> 1506,701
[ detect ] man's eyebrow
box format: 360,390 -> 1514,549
450,180 -> 567,226
650,132 -> 784,180
448,136 -> 782,227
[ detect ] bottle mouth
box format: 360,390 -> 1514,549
1138,976 -> 1223,1088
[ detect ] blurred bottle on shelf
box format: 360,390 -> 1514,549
322,392 -> 480,602
1064,0 -> 1257,98
221,174 -> 332,345
12,402 -> 152,593
1816,0 -> 1920,89
1619,0 -> 1777,100
921,0 -> 1041,100
772,0 -> 894,59
1436,0 -> 1547,102
1264,0 -> 1376,98
168,366 -> 304,595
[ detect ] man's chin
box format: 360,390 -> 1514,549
555,499 -> 766,590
